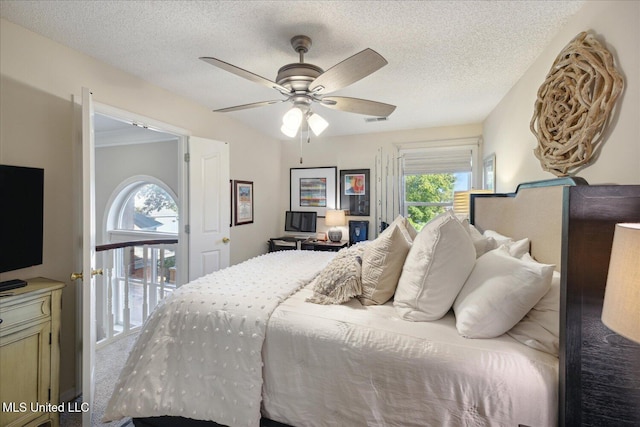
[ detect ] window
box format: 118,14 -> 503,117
399,145 -> 476,231
100,179 -> 180,341
115,183 -> 178,234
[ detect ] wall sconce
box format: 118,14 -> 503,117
325,210 -> 347,242
602,223 -> 640,344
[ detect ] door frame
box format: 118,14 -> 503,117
93,102 -> 191,287
74,100 -> 192,400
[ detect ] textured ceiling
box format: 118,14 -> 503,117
1,1 -> 585,140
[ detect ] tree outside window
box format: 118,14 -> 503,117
119,183 -> 179,234
403,172 -> 469,231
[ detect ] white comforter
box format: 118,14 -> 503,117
104,250 -> 334,427
262,286 -> 559,427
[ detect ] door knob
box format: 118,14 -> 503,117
222,237 -> 231,244
70,269 -> 103,281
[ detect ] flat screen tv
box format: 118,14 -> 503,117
284,211 -> 317,233
0,165 -> 44,273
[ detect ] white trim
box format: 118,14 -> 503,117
394,136 -> 481,152
95,102 -> 190,136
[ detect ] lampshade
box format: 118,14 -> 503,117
307,112 -> 328,136
325,209 -> 347,227
281,107 -> 303,137
453,189 -> 494,216
280,123 -> 298,138
283,107 -> 303,128
602,223 -> 640,344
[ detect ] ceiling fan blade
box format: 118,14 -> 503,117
309,49 -> 388,94
214,99 -> 286,113
320,96 -> 396,117
200,57 -> 291,94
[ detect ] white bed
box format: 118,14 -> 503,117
263,284 -> 558,426
105,182 -> 567,427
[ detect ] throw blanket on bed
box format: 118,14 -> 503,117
103,250 -> 335,427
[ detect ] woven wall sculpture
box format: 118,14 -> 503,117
530,32 -> 623,177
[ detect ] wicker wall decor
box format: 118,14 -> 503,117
530,32 -> 623,177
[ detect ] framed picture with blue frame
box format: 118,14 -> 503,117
349,220 -> 369,245
339,168 -> 370,216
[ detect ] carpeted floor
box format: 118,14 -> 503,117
60,333 -> 138,427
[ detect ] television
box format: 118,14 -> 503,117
0,165 -> 44,273
284,211 -> 317,234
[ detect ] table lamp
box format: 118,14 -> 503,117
601,223 -> 640,344
325,210 -> 347,242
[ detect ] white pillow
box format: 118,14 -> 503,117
482,229 -> 513,245
453,245 -> 554,338
508,257 -> 560,355
394,210 -> 476,321
381,214 -> 417,241
482,229 -> 530,258
359,225 -> 412,305
464,222 -> 498,257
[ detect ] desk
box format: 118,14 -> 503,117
301,239 -> 349,252
268,236 -> 307,252
269,237 -> 348,252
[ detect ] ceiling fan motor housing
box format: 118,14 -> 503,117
276,63 -> 323,92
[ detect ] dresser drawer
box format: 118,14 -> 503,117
0,293 -> 51,331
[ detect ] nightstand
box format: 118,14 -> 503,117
301,240 -> 349,252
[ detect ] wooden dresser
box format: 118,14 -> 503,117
0,278 -> 64,427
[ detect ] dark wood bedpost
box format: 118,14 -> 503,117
560,185 -> 640,426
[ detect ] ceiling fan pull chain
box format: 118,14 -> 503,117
299,128 -> 304,164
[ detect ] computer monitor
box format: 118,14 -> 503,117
284,211 -> 317,233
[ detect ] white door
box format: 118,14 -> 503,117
188,137 -> 230,280
80,87 -> 97,425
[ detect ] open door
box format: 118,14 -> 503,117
188,137 -> 230,280
73,87 -> 97,425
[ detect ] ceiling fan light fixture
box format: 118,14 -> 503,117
282,107 -> 303,128
281,123 -> 299,138
281,106 -> 305,137
307,112 -> 329,136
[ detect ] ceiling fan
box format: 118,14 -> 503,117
200,35 -> 396,137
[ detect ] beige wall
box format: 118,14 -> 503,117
483,1 -> 640,191
2,0 -> 638,403
279,124 -> 483,236
0,18 -> 282,398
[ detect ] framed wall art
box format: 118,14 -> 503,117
483,153 -> 496,191
234,180 -> 254,225
340,169 -> 370,216
290,167 -> 337,217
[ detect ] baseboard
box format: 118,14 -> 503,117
60,387 -> 80,403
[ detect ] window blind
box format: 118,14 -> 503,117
400,147 -> 473,175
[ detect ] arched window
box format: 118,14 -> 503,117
100,177 -> 180,341
116,183 -> 178,234
106,177 -> 179,241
